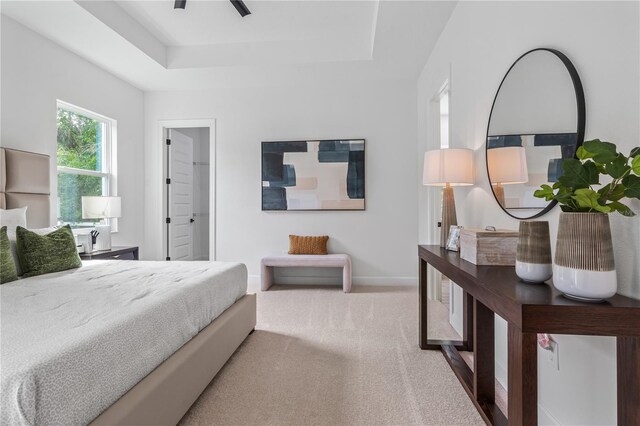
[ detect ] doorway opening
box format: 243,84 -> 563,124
160,120 -> 216,261
427,79 -> 462,339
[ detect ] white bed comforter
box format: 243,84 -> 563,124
0,260 -> 247,426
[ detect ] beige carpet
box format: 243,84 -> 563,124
179,285 -> 484,425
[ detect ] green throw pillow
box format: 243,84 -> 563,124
16,225 -> 82,278
1,226 -> 18,284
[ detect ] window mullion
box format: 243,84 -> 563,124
57,167 -> 108,178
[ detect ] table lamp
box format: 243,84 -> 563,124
81,196 -> 121,251
487,146 -> 529,207
423,148 -> 474,247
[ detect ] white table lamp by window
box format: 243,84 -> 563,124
423,149 -> 474,247
81,196 -> 121,251
487,146 -> 529,207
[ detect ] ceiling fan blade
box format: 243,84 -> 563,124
230,0 -> 251,17
174,0 -> 186,9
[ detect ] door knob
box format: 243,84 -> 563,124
190,218 -> 195,223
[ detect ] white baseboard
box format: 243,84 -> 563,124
495,361 -> 507,391
247,275 -> 416,287
538,404 -> 561,426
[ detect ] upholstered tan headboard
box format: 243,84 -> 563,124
0,148 -> 51,228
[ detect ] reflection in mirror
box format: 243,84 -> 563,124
488,134 -> 575,210
486,49 -> 585,219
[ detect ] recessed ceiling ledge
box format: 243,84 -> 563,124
167,38 -> 373,69
75,0 -> 168,68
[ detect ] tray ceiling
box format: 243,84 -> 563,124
115,1 -> 377,47
0,0 -> 457,90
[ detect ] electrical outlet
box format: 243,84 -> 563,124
547,340 -> 559,370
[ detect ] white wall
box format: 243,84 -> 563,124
418,1 -> 640,424
1,16 -> 145,250
144,81 -> 418,284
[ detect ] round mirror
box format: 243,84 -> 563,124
486,48 -> 585,219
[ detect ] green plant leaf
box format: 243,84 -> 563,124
623,174 -> 640,199
558,159 -> 599,190
534,184 -> 555,201
576,146 -> 594,160
632,155 -> 640,175
572,188 -> 611,213
583,139 -> 618,163
555,186 -> 574,204
608,201 -> 636,217
548,138 -> 637,211
598,183 -> 625,202
605,154 -> 631,179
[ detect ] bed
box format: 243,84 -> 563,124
0,147 -> 256,425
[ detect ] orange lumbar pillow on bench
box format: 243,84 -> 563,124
288,235 -> 329,255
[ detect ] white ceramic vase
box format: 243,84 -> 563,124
516,261 -> 553,283
553,213 -> 617,302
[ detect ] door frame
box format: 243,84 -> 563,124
158,119 -> 216,261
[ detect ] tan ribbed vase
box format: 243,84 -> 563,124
553,213 -> 617,301
515,221 -> 552,283
517,221 -> 552,264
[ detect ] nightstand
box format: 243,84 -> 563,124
80,246 -> 139,261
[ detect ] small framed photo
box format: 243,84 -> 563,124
446,226 -> 463,252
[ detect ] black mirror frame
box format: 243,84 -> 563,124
485,47 -> 586,220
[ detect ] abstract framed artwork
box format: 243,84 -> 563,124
261,139 -> 365,211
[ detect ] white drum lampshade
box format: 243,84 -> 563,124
423,148 -> 474,187
422,148 -> 474,247
81,196 -> 121,251
487,147 -> 529,206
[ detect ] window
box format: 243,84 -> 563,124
56,101 -> 116,228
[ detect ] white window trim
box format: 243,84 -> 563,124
56,100 -> 118,231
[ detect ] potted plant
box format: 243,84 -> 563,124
534,139 -> 640,301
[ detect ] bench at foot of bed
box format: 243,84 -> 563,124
260,254 -> 352,293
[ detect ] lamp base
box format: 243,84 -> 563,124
493,183 -> 505,207
440,185 -> 458,247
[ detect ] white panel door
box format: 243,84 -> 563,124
169,129 -> 193,260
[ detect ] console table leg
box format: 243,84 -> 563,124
474,300 -> 495,405
617,336 -> 640,424
463,292 -> 474,351
508,323 -> 537,426
419,258 -> 429,349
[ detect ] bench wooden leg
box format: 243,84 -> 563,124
261,264 -> 273,291
342,262 -> 352,293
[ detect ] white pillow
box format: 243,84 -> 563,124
7,226 -> 57,277
0,207 -> 27,232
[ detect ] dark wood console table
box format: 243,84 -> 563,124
418,245 -> 640,425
